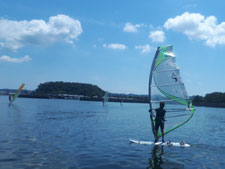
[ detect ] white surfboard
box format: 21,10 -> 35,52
129,139 -> 191,147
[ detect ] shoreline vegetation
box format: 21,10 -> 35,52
1,81 -> 225,108
192,93 -> 225,108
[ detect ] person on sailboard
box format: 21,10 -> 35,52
154,101 -> 166,143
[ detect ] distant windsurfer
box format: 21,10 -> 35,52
9,94 -> 12,102
9,94 -> 12,104
120,98 -> 123,106
151,102 -> 166,143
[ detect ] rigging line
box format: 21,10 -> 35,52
166,114 -> 189,118
165,109 -> 189,112
151,108 -> 189,111
151,109 -> 189,113
151,100 -> 173,102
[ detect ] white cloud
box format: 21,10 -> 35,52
0,55 -> 31,63
123,22 -> 142,33
149,30 -> 165,42
0,14 -> 82,51
135,44 -> 151,54
164,12 -> 225,47
103,43 -> 127,50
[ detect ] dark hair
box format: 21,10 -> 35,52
160,102 -> 165,108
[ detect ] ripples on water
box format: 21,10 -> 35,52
0,96 -> 225,168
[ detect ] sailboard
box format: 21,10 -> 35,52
149,45 -> 195,139
11,83 -> 25,103
129,139 -> 190,147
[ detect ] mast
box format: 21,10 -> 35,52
148,47 -> 160,139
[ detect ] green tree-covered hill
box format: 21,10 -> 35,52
193,92 -> 225,108
34,81 -> 105,97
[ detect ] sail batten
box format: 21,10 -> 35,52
149,45 -> 195,139
154,69 -> 179,73
151,82 -> 184,87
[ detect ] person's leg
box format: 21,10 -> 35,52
160,123 -> 165,142
154,122 -> 159,142
162,132 -> 164,143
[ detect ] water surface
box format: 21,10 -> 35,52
0,96 -> 225,168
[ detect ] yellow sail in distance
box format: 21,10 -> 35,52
12,83 -> 25,102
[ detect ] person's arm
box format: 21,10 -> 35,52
149,109 -> 156,117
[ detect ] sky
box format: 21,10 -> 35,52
0,0 -> 225,96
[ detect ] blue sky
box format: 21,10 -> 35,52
0,0 -> 225,96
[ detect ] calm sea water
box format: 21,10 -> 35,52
0,95 -> 225,169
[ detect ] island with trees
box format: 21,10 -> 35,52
18,81 -> 148,103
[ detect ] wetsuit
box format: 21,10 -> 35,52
155,108 -> 166,133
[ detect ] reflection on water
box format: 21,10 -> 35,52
147,145 -> 186,169
148,145 -> 164,169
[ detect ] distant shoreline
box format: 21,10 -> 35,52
1,94 -> 225,108
16,94 -> 225,108
18,94 -> 148,104
1,80 -> 225,109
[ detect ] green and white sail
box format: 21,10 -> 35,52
149,45 -> 195,138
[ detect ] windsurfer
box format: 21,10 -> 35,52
9,94 -> 12,103
154,102 -> 166,143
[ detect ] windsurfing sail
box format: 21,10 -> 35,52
11,83 -> 25,103
149,45 -> 195,138
103,91 -> 109,104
